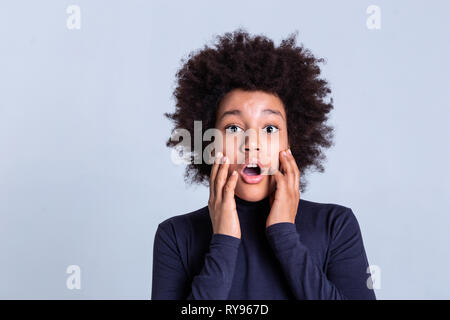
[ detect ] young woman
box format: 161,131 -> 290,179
152,28 -> 376,300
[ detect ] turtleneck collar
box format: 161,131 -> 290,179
234,194 -> 270,207
233,194 -> 271,226
234,194 -> 271,219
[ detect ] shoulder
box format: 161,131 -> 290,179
298,198 -> 361,239
299,199 -> 355,219
299,198 -> 353,220
155,205 -> 210,239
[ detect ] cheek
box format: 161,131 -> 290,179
223,136 -> 241,163
264,139 -> 279,161
268,154 -> 280,172
274,132 -> 289,150
264,134 -> 288,170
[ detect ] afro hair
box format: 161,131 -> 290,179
164,27 -> 335,193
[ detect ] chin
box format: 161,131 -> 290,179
235,177 -> 270,202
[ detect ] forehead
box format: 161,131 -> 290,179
216,89 -> 286,119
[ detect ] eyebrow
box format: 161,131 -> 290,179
218,108 -> 285,121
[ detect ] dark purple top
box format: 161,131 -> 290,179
151,195 -> 376,300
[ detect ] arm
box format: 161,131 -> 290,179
151,221 -> 241,300
265,208 -> 376,300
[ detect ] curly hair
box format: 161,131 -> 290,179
164,27 -> 335,193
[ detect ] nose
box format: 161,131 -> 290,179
234,128 -> 261,165
243,128 -> 260,153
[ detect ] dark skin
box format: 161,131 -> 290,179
208,89 -> 301,238
165,29 -> 335,197
266,148 -> 300,228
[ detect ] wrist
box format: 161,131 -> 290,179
266,218 -> 295,229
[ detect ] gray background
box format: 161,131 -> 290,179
1,0 -> 449,299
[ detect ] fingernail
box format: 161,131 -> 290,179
288,148 -> 292,155
282,151 -> 286,157
223,156 -> 228,163
232,170 -> 237,175
217,152 -> 222,158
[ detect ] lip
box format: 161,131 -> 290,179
239,159 -> 266,184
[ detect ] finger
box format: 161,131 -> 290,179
223,170 -> 239,202
280,149 -> 295,188
286,148 -> 300,191
287,148 -> 301,193
272,170 -> 286,193
294,166 -> 300,195
209,152 -> 222,199
215,155 -> 230,203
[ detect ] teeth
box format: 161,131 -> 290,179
247,163 -> 258,168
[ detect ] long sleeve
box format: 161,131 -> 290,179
151,221 -> 241,300
265,208 -> 376,300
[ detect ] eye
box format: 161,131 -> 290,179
262,125 -> 279,134
225,124 -> 243,134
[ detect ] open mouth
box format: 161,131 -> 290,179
240,162 -> 264,184
242,164 -> 261,176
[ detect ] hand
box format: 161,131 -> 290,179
208,152 -> 241,239
266,148 -> 301,229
